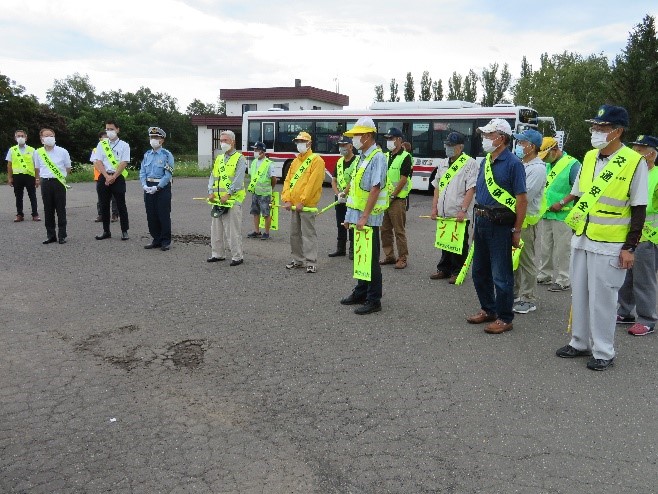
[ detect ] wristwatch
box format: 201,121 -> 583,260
559,199 -> 565,206
460,207 -> 468,213
511,227 -> 519,233
623,246 -> 636,253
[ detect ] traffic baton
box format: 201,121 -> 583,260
316,200 -> 340,215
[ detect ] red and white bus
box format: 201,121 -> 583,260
241,101 -> 557,191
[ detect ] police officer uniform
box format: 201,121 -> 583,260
139,127 -> 174,250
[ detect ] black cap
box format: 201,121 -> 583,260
384,127 -> 404,139
585,104 -> 629,127
444,132 -> 465,145
337,136 -> 352,145
252,141 -> 266,150
629,134 -> 658,151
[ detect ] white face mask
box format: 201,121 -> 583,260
296,142 -> 308,153
16,137 -> 26,146
338,147 -> 349,156
352,136 -> 363,150
386,140 -> 397,151
482,136 -> 500,153
150,138 -> 161,149
590,131 -> 610,150
220,142 -> 231,152
42,136 -> 56,147
253,150 -> 262,159
106,130 -> 117,140
445,146 -> 456,158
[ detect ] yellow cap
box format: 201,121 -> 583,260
293,131 -> 312,141
538,136 -> 558,160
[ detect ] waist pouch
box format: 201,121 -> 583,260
478,206 -> 516,225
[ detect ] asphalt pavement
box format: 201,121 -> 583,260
1,178 -> 657,494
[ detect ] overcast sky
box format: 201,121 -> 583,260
1,1 -> 656,111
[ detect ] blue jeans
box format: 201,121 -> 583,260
472,216 -> 514,323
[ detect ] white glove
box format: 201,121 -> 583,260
337,192 -> 347,204
143,185 -> 150,192
148,186 -> 158,194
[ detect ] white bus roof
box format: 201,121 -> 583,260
369,100 -> 481,110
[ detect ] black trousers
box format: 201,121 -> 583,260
334,198 -> 354,244
97,175 -> 129,233
40,178 -> 66,239
13,173 -> 38,217
352,226 -> 382,303
144,184 -> 172,246
437,220 -> 470,275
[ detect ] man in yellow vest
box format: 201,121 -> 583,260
206,130 -> 246,266
90,131 -> 118,223
536,137 -> 581,292
617,134 -> 658,337
6,129 -> 40,222
340,117 -> 388,314
429,132 -> 477,284
329,136 -> 358,258
380,128 -> 413,269
281,131 -> 325,273
556,105 -> 648,371
511,129 -> 546,315
246,141 -> 276,240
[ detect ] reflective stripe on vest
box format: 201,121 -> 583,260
36,148 -> 70,189
571,147 -> 641,242
386,150 -> 413,198
336,156 -> 358,191
347,148 -> 388,214
248,158 -> 273,195
437,153 -> 471,198
541,153 -> 578,220
10,145 -> 35,176
100,139 -> 129,178
212,152 -> 245,205
288,154 -> 316,192
484,154 -> 516,212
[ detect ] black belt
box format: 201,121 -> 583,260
41,177 -> 58,181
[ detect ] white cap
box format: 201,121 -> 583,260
344,117 -> 377,136
477,118 -> 512,136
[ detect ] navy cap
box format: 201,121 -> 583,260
384,127 -> 404,139
252,141 -> 266,150
585,104 -> 629,127
629,134 -> 658,151
512,129 -> 543,149
444,132 -> 465,146
148,126 -> 166,138
337,136 -> 352,145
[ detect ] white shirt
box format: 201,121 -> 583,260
95,138 -> 130,172
571,146 -> 648,256
431,154 -> 478,218
524,156 -> 547,217
33,146 -> 71,178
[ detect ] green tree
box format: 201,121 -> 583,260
388,78 -> 399,102
432,79 -> 443,101
512,52 -> 612,159
404,72 -> 415,102
419,71 -> 432,101
447,72 -> 463,100
480,62 -> 512,106
186,99 -> 218,116
463,69 -> 478,103
611,14 -> 658,138
46,73 -> 97,120
374,84 -> 384,102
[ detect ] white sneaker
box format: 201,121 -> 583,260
513,301 -> 537,314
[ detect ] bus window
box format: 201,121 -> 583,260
248,121 -> 261,149
275,121 -> 313,152
262,122 -> 275,150
315,121 -> 346,153
431,121 -> 475,158
411,122 -> 430,157
376,121 -> 403,149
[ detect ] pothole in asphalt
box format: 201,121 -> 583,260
166,340 -> 206,369
171,234 -> 210,245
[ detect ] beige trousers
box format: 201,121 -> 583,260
290,211 -> 317,267
537,219 -> 572,286
514,224 -> 538,302
381,198 -> 408,260
210,203 -> 243,261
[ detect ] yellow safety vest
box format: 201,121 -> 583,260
385,150 -> 413,198
336,155 -> 358,191
248,158 -> 273,196
10,145 -> 35,176
347,148 -> 388,214
212,152 -> 245,204
575,147 -> 641,242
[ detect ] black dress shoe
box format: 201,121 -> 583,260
121,231 -> 129,241
42,237 -> 57,244
340,293 -> 367,305
229,259 -> 244,266
95,232 -> 111,240
160,244 -> 171,251
587,357 -> 614,371
58,238 -> 67,244
207,256 -> 226,262
354,301 -> 382,315
144,243 -> 161,249
555,345 -> 592,358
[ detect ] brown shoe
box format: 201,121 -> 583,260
14,215 -> 24,222
448,274 -> 458,284
394,257 -> 407,269
32,215 -> 41,221
466,310 -> 497,324
111,214 -> 119,223
379,258 -> 396,266
484,319 -> 513,334
430,270 -> 449,280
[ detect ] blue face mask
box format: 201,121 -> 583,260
514,144 -> 526,159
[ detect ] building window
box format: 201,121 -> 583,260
242,103 -> 257,114
312,105 -> 321,110
273,103 -> 289,110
